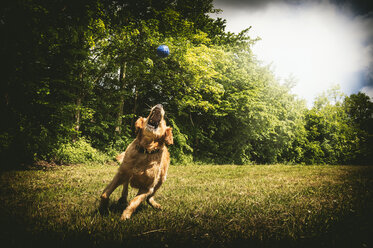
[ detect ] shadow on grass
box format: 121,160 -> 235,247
98,197 -> 150,217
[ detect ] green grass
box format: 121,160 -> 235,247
0,164 -> 372,248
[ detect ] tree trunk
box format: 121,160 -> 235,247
130,86 -> 138,130
74,71 -> 83,142
75,97 -> 82,133
115,62 -> 127,134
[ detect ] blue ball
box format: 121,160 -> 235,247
156,45 -> 170,58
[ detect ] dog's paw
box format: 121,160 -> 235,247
152,202 -> 162,210
120,210 -> 132,221
147,198 -> 162,210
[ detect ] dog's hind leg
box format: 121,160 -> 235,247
118,180 -> 129,206
120,188 -> 153,220
100,172 -> 126,210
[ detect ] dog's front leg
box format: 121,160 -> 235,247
120,188 -> 153,220
118,180 -> 129,206
100,172 -> 127,211
146,180 -> 163,209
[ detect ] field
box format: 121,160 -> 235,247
0,164 -> 372,248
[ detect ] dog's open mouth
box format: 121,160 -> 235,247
147,107 -> 162,130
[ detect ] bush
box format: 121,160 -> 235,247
168,119 -> 194,165
52,138 -> 110,164
104,136 -> 133,159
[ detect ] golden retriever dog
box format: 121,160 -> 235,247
100,104 -> 173,220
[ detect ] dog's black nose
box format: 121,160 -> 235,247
155,104 -> 163,109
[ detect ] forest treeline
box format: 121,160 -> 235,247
1,0 -> 372,167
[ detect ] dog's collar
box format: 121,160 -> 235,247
135,145 -> 160,154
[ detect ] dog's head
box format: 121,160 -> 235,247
135,104 -> 173,145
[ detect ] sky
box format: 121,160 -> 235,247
212,0 -> 373,106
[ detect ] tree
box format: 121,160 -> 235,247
301,88 -> 371,164
1,0 -> 103,165
2,0 -> 371,166
343,92 -> 373,164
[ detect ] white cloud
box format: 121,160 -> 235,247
213,1 -> 372,106
361,86 -> 373,99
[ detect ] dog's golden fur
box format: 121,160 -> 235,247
100,104 -> 173,220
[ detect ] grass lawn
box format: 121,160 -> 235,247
0,163 -> 372,248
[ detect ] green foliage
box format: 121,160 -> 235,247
52,138 -> 110,164
344,92 -> 373,164
168,119 -> 193,164
1,0 -> 372,167
301,89 -> 372,165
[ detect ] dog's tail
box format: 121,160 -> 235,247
116,152 -> 125,164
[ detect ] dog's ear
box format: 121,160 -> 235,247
135,117 -> 146,134
164,127 -> 173,145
